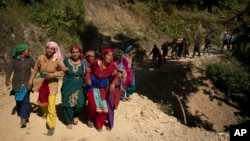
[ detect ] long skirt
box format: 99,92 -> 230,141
87,88 -> 108,129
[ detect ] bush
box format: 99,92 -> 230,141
205,62 -> 249,102
26,0 -> 85,45
160,99 -> 174,116
0,0 -> 6,7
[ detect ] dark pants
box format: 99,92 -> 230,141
163,53 -> 167,63
16,92 -> 30,120
63,105 -> 83,124
221,41 -> 229,51
192,47 -> 200,57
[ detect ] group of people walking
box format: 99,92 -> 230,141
149,35 -> 213,65
5,41 -> 136,136
149,43 -> 168,68
220,31 -> 236,51
149,37 -> 192,67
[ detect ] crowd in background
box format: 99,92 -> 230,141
148,32 -> 236,67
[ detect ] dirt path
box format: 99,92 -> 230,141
0,53 -> 236,141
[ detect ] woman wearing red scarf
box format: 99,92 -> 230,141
85,48 -> 119,131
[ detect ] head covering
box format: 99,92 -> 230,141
70,45 -> 82,53
46,41 -> 62,61
125,45 -> 133,54
101,48 -> 113,56
70,45 -> 83,60
12,44 -> 29,60
113,48 -> 123,61
85,50 -> 95,57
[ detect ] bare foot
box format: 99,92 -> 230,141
66,124 -> 73,129
127,97 -> 132,101
73,117 -> 79,125
97,128 -> 103,132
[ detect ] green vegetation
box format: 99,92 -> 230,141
0,0 -> 86,46
206,0 -> 250,122
205,60 -> 249,122
26,0 -> 86,45
118,0 -> 250,122
160,99 -> 174,116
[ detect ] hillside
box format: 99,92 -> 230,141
0,54 -> 235,141
83,0 -> 239,131
0,0 -> 241,141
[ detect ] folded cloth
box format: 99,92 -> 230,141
15,85 -> 27,101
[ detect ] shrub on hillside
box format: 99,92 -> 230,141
205,62 -> 249,102
0,0 -> 6,7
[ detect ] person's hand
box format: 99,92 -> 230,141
109,83 -> 115,93
46,73 -> 54,79
28,81 -> 33,90
86,79 -> 91,86
5,79 -> 11,87
61,67 -> 69,72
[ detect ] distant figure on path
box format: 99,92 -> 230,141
161,42 -> 168,64
220,31 -> 230,51
149,44 -> 160,67
203,36 -> 211,56
192,39 -> 201,58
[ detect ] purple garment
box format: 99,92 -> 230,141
107,93 -> 115,128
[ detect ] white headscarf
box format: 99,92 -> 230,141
46,41 -> 63,61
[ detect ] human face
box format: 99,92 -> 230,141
71,48 -> 81,60
22,48 -> 31,58
45,45 -> 55,58
87,55 -> 95,63
103,52 -> 113,64
114,56 -> 122,63
128,49 -> 136,56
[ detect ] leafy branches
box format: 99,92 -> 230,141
231,2 -> 250,66
27,0 -> 85,44
205,62 -> 249,109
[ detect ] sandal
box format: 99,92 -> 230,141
73,117 -> 79,125
20,118 -> 26,128
106,126 -> 112,131
42,115 -> 46,119
47,128 -> 55,136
